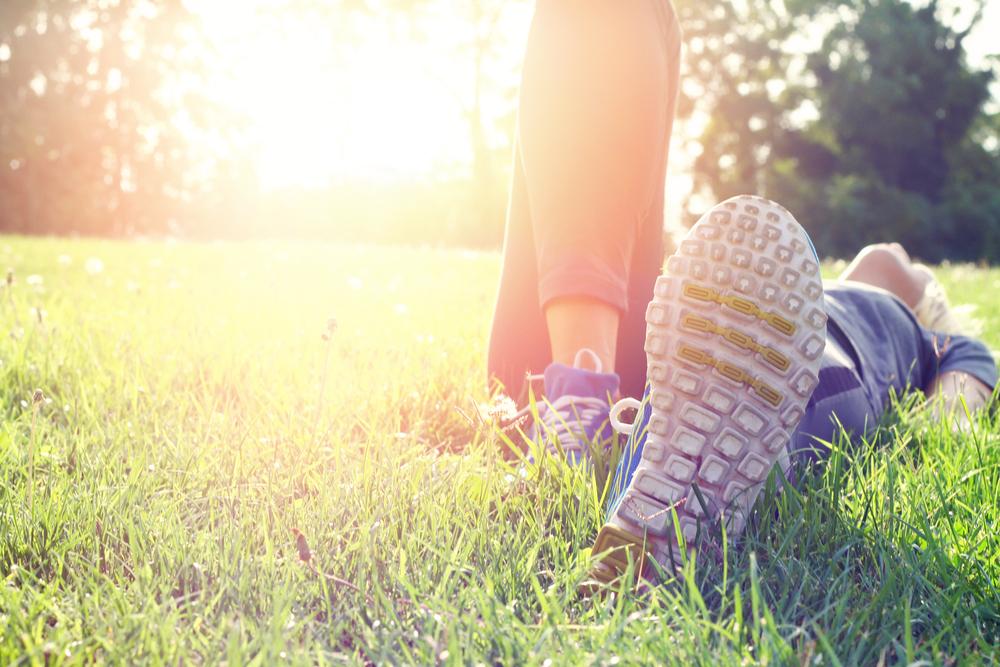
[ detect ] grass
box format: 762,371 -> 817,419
1,237 -> 999,665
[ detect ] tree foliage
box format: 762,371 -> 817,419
679,0 -> 1000,260
0,0 -> 238,235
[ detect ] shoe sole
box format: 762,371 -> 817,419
591,195 -> 827,585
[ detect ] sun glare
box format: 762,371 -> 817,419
195,4 -> 492,189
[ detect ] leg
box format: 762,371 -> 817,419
488,0 -> 681,399
616,0 -> 680,400
838,243 -> 930,309
524,0 -> 680,376
545,297 -> 620,371
926,371 -> 992,430
487,146 -> 551,401
616,181 -> 668,401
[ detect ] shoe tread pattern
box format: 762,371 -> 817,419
604,195 -> 826,576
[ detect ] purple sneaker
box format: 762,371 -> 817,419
525,349 -> 620,463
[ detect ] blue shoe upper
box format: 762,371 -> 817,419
543,362 -> 620,404
530,361 -> 619,463
606,384 -> 652,517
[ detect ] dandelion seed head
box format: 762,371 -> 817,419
484,395 -> 518,422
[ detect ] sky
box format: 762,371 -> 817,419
959,0 -> 999,70
194,2 -> 531,189
191,1 -> 997,197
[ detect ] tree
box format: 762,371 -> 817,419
680,0 -> 1000,261
673,0 -> 803,206
0,0 -> 231,235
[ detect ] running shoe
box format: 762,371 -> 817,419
589,195 -> 827,585
525,348 -> 619,463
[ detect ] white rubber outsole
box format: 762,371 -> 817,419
591,195 -> 827,584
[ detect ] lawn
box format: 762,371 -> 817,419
1,237 -> 998,665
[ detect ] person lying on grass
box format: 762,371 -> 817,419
494,195 -> 996,586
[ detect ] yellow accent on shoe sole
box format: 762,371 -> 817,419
590,524 -> 649,583
680,313 -> 791,372
682,284 -> 796,337
676,344 -> 785,408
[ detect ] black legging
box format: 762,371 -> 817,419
487,0 -> 682,402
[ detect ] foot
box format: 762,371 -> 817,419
525,348 -> 619,463
589,195 -> 827,585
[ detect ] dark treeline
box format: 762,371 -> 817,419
681,0 -> 1000,261
1,0 -> 998,259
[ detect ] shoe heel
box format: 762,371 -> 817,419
584,523 -> 651,591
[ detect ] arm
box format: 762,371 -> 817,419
925,370 -> 992,425
921,332 -> 996,429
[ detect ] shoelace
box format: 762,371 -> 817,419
531,395 -> 611,455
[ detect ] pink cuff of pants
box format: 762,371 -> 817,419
538,265 -> 629,313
